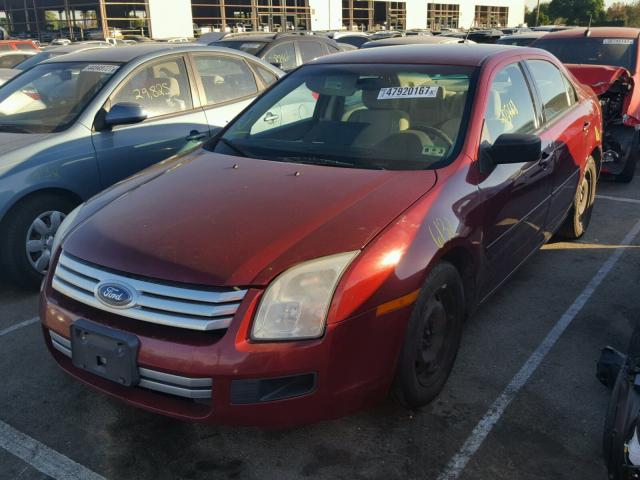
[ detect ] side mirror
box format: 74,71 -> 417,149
488,133 -> 541,165
104,102 -> 147,128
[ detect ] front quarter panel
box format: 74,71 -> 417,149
0,125 -> 99,221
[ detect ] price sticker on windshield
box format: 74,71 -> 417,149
378,86 -> 439,100
83,64 -> 120,74
603,39 -> 634,45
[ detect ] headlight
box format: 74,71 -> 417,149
251,251 -> 359,341
50,203 -> 84,259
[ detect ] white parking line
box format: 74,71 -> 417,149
437,218 -> 640,480
0,316 -> 39,337
597,194 -> 640,205
0,419 -> 106,480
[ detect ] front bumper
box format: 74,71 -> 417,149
41,280 -> 410,427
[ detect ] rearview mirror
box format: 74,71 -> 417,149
488,133 -> 541,165
104,102 -> 147,128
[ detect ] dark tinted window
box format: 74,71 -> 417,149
482,63 -> 538,144
193,55 -> 257,104
211,40 -> 266,55
299,41 -> 326,63
525,60 -> 572,123
264,42 -> 297,70
534,37 -> 637,71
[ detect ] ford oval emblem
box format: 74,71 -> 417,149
95,282 -> 137,309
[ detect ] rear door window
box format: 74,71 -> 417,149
525,60 -> 573,123
264,42 -> 297,70
111,56 -> 193,119
298,41 -> 327,63
192,54 -> 258,105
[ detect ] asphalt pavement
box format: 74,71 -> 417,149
0,171 -> 639,480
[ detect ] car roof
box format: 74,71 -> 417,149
361,36 -> 471,48
312,43 -> 529,67
43,43 -> 109,54
218,33 -> 331,43
43,43 -> 213,63
541,27 -> 640,39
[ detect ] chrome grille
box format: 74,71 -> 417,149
49,330 -> 212,399
52,251 -> 246,331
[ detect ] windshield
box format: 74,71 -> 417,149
209,64 -> 474,170
211,40 -> 267,55
534,37 -> 638,71
0,61 -> 119,133
15,51 -> 58,70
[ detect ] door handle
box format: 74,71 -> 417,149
583,121 -> 591,132
263,112 -> 280,123
186,130 -> 207,142
539,150 -> 553,169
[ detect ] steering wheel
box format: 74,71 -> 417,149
411,124 -> 454,149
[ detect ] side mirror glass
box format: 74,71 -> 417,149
104,102 -> 147,128
488,133 -> 541,165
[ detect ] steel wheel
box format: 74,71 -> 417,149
415,287 -> 456,388
25,210 -> 65,274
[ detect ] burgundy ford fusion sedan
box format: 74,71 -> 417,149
40,45 -> 602,427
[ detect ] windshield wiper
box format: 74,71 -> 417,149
281,156 -> 358,168
217,137 -> 253,158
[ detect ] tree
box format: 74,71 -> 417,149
548,0 -> 605,25
525,3 -> 551,26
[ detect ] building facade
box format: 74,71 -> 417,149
0,0 -> 525,41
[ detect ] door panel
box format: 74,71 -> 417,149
92,55 -> 209,187
478,62 -> 554,296
524,60 -> 587,233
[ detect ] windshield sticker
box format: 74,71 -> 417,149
422,145 -> 447,157
83,64 -> 119,74
603,39 -> 634,45
378,86 -> 439,100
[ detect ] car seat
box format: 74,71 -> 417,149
347,79 -> 409,146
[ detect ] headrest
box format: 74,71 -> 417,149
487,90 -> 501,119
163,77 -> 180,97
306,73 -> 357,97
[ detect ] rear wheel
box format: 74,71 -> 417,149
615,131 -> 639,183
392,261 -> 465,408
0,193 -> 75,289
558,156 -> 597,240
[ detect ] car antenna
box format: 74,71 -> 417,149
584,15 -> 592,36
460,22 -> 473,43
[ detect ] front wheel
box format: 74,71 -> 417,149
558,156 -> 597,240
392,261 -> 465,408
0,193 -> 75,289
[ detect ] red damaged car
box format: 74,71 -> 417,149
40,45 -> 602,426
534,27 -> 640,182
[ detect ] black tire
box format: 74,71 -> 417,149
558,156 -> 597,240
392,261 -> 465,409
0,193 -> 76,290
615,132 -> 639,183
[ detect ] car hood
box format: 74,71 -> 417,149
64,150 -> 437,287
0,131 -> 51,162
565,64 -> 632,95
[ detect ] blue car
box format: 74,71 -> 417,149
0,43 -> 283,287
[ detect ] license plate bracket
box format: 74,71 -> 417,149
71,319 -> 140,387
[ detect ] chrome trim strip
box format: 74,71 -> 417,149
52,252 -> 246,332
48,331 -> 212,400
59,253 -> 246,303
138,367 -> 211,388
138,378 -> 211,399
52,278 -> 234,331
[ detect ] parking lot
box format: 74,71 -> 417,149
0,171 -> 636,480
